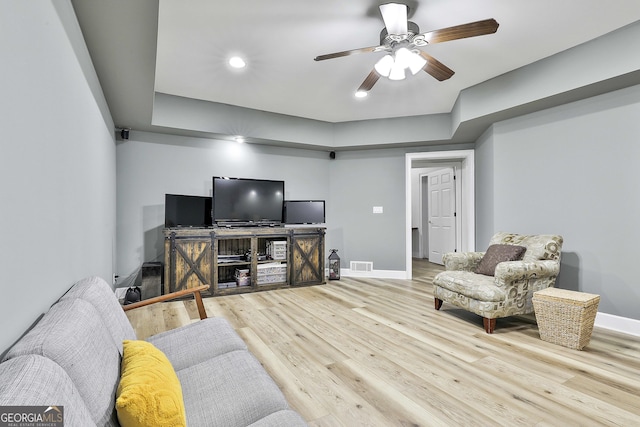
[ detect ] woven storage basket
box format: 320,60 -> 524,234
532,288 -> 600,350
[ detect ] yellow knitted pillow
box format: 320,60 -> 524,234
116,340 -> 186,427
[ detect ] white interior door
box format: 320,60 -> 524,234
421,175 -> 430,258
428,167 -> 456,265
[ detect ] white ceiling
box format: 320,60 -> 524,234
153,0 -> 640,123
70,0 -> 640,146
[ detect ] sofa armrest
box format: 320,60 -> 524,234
122,285 -> 209,320
494,260 -> 560,287
442,252 -> 485,272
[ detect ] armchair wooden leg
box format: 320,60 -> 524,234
434,298 -> 443,310
483,317 -> 496,334
194,290 -> 207,320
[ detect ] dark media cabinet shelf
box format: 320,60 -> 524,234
163,226 -> 325,297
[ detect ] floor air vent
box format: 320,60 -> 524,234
350,261 -> 373,272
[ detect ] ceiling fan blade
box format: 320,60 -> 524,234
357,70 -> 381,93
419,18 -> 499,44
418,51 -> 454,81
379,3 -> 408,35
314,46 -> 381,61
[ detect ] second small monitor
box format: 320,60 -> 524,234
283,200 -> 325,224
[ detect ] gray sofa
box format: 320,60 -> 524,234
0,276 -> 307,426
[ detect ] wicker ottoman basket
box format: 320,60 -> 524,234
532,287 -> 600,350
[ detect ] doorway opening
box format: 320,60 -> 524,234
405,150 -> 475,279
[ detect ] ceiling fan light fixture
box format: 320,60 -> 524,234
374,54 -> 394,77
314,6 -> 497,92
393,47 -> 412,69
388,63 -> 406,81
407,52 -> 427,75
379,3 -> 408,36
354,90 -> 368,98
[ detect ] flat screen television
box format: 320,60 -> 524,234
212,177 -> 284,225
283,200 -> 325,224
165,194 -> 212,227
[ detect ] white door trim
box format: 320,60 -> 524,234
419,173 -> 429,259
405,150 -> 475,279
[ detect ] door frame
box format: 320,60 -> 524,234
405,150 -> 475,279
420,173 -> 430,258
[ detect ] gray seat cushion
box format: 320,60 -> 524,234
0,354 -> 95,426
147,317 -> 247,371
3,299 -> 120,426
178,350 -> 294,427
60,276 -> 136,355
247,410 -> 308,426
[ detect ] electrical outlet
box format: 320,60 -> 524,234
113,273 -> 118,285
373,206 -> 383,214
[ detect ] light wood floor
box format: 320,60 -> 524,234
126,260 -> 640,426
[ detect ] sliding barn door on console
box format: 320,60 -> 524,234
291,230 -> 325,286
165,231 -> 213,295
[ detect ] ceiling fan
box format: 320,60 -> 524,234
314,2 -> 499,95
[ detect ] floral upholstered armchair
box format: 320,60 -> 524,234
432,232 -> 563,333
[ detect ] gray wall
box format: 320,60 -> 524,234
475,83 -> 640,320
328,149 -> 407,270
115,134 -> 466,278
115,132 -> 331,278
475,128 -> 495,244
0,1 -> 116,352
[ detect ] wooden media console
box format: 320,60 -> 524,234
163,227 -> 325,296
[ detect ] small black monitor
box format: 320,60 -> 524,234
283,200 -> 325,224
165,194 -> 212,227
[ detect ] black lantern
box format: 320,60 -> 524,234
328,249 -> 340,280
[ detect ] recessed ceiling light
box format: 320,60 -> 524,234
229,56 -> 246,69
355,91 -> 368,98
234,136 -> 245,143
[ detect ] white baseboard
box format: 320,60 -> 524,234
595,312 -> 640,337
